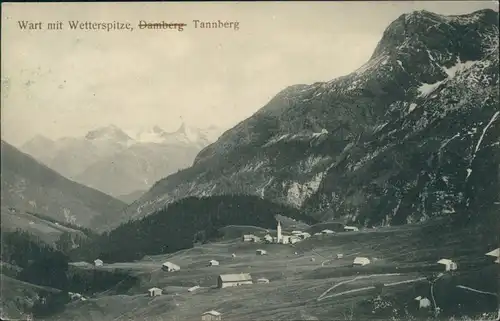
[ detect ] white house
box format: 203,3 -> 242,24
69,292 -> 84,301
242,234 -> 255,242
437,258 -> 457,271
415,296 -> 431,309
314,232 -> 322,236
291,230 -> 302,235
337,253 -> 344,259
344,226 -> 359,232
289,236 -> 301,244
217,273 -> 253,288
353,257 -> 371,266
277,220 -> 283,243
299,232 -> 311,239
257,278 -> 270,284
280,235 -> 290,244
93,259 -> 103,267
263,234 -> 273,243
208,260 -> 220,266
485,248 -> 499,264
231,253 -> 236,258
188,285 -> 200,292
162,261 -> 180,272
148,287 -> 163,297
256,249 -> 267,255
321,229 -> 334,234
201,310 -> 222,321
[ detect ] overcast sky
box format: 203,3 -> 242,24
1,1 -> 498,146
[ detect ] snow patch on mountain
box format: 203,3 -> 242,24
418,58 -> 478,98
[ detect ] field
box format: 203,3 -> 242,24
45,220 -> 498,321
1,207 -> 87,245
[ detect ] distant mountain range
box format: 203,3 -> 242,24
0,140 -> 126,230
113,9 -> 499,229
20,123 -> 224,197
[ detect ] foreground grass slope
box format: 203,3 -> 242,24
48,219 -> 498,321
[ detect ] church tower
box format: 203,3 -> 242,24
277,220 -> 282,243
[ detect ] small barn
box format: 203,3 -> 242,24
93,259 -> 103,267
148,287 -> 163,297
263,234 -> 273,243
188,285 -> 200,292
208,260 -> 220,266
231,253 -> 236,258
415,296 -> 431,309
201,310 -> 222,321
344,226 -> 359,232
437,259 -> 457,271
217,273 -> 253,288
353,257 -> 371,266
162,261 -> 180,272
290,236 -> 301,244
257,278 -> 270,284
310,257 -> 315,262
321,229 -> 334,234
256,249 -> 267,255
337,253 -> 344,259
486,248 -> 500,264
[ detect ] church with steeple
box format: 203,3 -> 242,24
277,220 -> 282,243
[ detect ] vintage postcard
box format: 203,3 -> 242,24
1,1 -> 499,321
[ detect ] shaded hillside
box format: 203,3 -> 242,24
1,207 -> 96,247
71,195 -> 315,263
0,140 -> 126,230
115,9 -> 499,228
1,230 -> 138,319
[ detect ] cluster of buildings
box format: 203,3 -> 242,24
242,221 -> 311,245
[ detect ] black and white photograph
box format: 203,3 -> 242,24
1,1 -> 499,320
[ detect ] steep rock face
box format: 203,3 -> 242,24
116,9 -> 499,229
0,141 -> 126,230
74,142 -> 200,197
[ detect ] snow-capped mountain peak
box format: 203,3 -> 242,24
126,123 -> 224,147
85,124 -> 132,143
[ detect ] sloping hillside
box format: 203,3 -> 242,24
1,206 -> 94,246
47,219 -> 499,321
0,140 -> 126,230
70,195 -> 315,263
114,9 -> 499,227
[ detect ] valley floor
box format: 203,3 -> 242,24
43,221 -> 499,321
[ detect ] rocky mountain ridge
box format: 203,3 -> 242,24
107,9 -> 499,229
0,140 -> 126,230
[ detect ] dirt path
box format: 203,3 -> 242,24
317,275 -> 426,302
456,285 -> 498,297
317,273 -> 401,301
